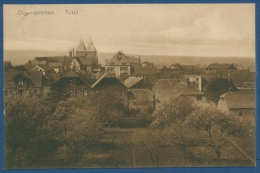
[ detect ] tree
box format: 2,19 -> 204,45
151,97 -> 194,128
49,97 -> 103,166
187,107 -> 248,165
4,94 -> 55,168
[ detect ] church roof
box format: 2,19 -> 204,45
76,39 -> 86,52
86,39 -> 96,52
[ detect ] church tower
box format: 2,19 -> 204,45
76,39 -> 87,57
86,39 -> 97,58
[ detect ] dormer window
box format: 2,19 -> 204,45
18,79 -> 23,86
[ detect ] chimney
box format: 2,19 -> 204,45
73,48 -> 74,57
69,50 -> 72,57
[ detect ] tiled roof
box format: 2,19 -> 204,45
205,63 -> 237,71
220,91 -> 255,109
91,71 -> 113,88
142,61 -> 154,67
106,51 -> 131,66
4,71 -> 43,88
76,57 -> 93,66
126,57 -> 140,64
4,71 -> 22,88
63,56 -> 74,66
36,64 -> 52,71
182,84 -> 203,95
26,71 -> 43,87
76,39 -> 87,52
62,70 -> 79,78
48,62 -> 63,68
153,79 -> 180,103
134,67 -> 157,76
86,39 -> 96,51
124,77 -> 143,88
129,89 -> 154,102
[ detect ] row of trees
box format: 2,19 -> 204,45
4,91 -> 131,168
144,97 -> 254,167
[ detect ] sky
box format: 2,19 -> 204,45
4,4 -> 255,57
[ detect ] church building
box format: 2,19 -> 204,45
69,39 -> 98,72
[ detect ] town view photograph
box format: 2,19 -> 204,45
3,4 -> 256,168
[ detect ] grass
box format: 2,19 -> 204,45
8,127 -> 256,168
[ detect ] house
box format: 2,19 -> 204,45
204,63 -> 237,75
170,63 -> 185,74
218,91 -> 255,125
52,70 -> 92,99
152,79 -> 215,109
69,39 -> 99,72
141,61 -> 154,68
184,75 -> 209,92
203,77 -> 238,103
125,89 -> 154,110
4,71 -> 49,96
124,76 -> 144,89
48,62 -> 63,73
218,70 -> 254,88
183,65 -> 196,73
28,39 -> 98,73
92,65 -> 105,79
105,51 -> 140,77
30,64 -> 52,75
91,71 -> 127,92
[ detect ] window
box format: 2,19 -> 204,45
69,79 -> 73,86
83,90 -> 88,96
238,109 -> 243,116
76,90 -> 80,97
34,89 -> 37,94
18,79 -> 23,86
69,89 -> 73,97
120,67 -> 128,71
197,95 -> 202,101
4,90 -> 8,96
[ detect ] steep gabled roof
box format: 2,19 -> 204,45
62,70 -> 79,78
48,62 -> 63,68
63,56 -> 74,66
124,77 -> 143,88
26,71 -> 43,87
76,57 -> 93,66
153,79 -> 180,103
4,71 -> 23,88
220,91 -> 255,109
106,51 -> 131,66
128,89 -> 154,102
182,84 -> 204,96
86,39 -> 96,52
126,57 -> 140,64
91,71 -> 113,88
76,39 -> 87,52
36,64 -> 52,71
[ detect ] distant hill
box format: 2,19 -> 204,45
4,49 -> 255,72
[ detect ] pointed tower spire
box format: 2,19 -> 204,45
76,39 -> 86,52
86,38 -> 96,52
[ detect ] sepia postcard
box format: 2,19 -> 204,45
3,4 -> 256,169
